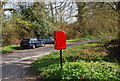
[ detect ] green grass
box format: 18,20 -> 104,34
39,61 -> 119,80
67,38 -> 90,42
1,45 -> 22,53
67,35 -> 99,42
30,42 -> 120,80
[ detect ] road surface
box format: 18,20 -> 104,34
1,38 -> 104,81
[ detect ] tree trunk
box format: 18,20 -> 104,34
116,2 -> 120,43
50,2 -> 54,23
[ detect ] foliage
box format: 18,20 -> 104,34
19,2 -> 54,37
2,17 -> 33,46
54,2 -> 119,39
30,41 -> 120,80
104,38 -> 120,62
40,61 -> 120,80
76,2 -> 118,37
2,2 -> 120,45
2,2 -> 55,46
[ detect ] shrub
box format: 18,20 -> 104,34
39,61 -> 120,80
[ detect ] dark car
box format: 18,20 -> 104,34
20,38 -> 45,49
39,37 -> 54,44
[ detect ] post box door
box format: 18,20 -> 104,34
54,31 -> 66,49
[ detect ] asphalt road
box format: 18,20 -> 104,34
1,38 -> 104,81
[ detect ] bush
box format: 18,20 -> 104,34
40,61 -> 120,80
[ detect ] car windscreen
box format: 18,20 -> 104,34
30,39 -> 38,42
40,37 -> 44,39
21,39 -> 30,43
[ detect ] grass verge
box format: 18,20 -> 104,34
67,38 -> 90,42
30,41 -> 120,80
1,45 -> 22,53
67,35 -> 100,42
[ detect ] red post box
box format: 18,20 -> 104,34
54,31 -> 66,49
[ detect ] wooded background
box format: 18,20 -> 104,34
0,1 -> 120,46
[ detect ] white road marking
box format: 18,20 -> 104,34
3,52 -> 51,64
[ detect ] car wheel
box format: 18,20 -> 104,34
52,41 -> 54,44
35,44 -> 38,48
22,47 -> 25,49
41,43 -> 45,47
32,44 -> 36,49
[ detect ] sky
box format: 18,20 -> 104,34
0,0 -> 119,2
2,0 -> 119,23
3,2 -> 14,15
3,1 -> 78,23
